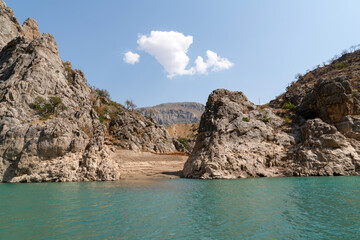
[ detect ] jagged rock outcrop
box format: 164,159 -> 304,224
0,32 -> 119,182
297,78 -> 358,123
184,86 -> 360,178
21,18 -> 40,40
293,118 -> 360,176
0,1 -> 183,182
0,1 -> 40,50
184,48 -> 360,179
138,102 -> 205,126
0,0 -> 20,49
183,89 -> 294,178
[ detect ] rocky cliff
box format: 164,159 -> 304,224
0,1 -> 183,182
137,102 -> 205,126
183,51 -> 360,179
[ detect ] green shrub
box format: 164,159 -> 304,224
99,116 -> 105,123
283,102 -> 296,111
67,76 -> 74,85
109,100 -> 124,108
334,62 -> 348,70
95,88 -> 110,99
32,96 -> 66,119
64,65 -> 76,86
49,96 -> 62,107
33,96 -> 45,109
284,116 -> 291,124
262,115 -> 271,123
65,66 -> 75,74
125,100 -> 136,110
178,138 -> 189,150
242,117 -> 250,122
295,73 -> 303,80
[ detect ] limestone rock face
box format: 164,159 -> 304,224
183,89 -> 292,179
21,18 -> 40,40
184,48 -> 360,179
183,88 -> 360,179
0,2 -> 183,182
0,0 -> 22,49
293,118 -> 360,176
0,31 -> 121,182
298,78 -> 358,123
109,111 -> 184,153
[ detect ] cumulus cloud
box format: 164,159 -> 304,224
135,30 -> 233,78
123,51 -> 140,64
194,50 -> 234,73
137,31 -> 194,78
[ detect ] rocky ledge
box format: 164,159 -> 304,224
184,51 -> 360,179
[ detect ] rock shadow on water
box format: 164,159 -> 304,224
161,170 -> 184,178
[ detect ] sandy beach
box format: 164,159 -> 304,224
111,150 -> 188,179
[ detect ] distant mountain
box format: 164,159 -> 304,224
137,102 -> 205,126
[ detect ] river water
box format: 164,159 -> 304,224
0,176 -> 359,239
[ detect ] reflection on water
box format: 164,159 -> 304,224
0,177 -> 359,239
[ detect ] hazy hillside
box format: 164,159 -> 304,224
137,102 -> 205,126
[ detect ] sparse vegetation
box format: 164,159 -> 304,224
63,63 -> 76,86
95,88 -> 110,99
64,66 -> 75,74
125,100 -> 136,110
262,115 -> 271,123
178,137 -> 189,150
334,62 -> 348,70
32,96 -> 67,119
98,115 -> 105,123
109,100 -> 124,108
284,116 -> 291,124
79,126 -> 93,138
93,97 -> 126,130
283,102 -> 296,111
286,81 -> 296,91
242,116 -> 250,122
295,73 -> 303,80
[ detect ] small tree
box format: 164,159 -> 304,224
125,100 -> 136,110
95,88 -> 110,99
294,73 -> 303,81
32,96 -> 66,119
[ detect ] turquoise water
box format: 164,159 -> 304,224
0,177 -> 360,240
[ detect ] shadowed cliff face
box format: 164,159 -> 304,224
183,50 -> 360,179
0,1 -> 184,183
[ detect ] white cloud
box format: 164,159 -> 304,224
136,30 -> 233,78
123,51 -> 140,64
137,31 -> 193,78
204,50 -> 234,72
194,56 -> 207,74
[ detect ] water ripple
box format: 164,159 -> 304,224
0,177 -> 360,239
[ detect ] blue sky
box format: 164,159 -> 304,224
7,0 -> 360,107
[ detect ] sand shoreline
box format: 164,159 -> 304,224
111,150 -> 188,179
